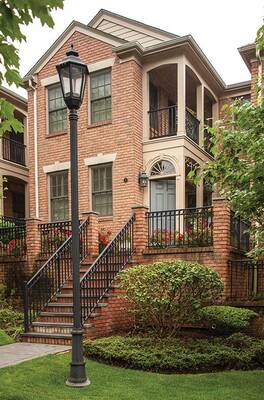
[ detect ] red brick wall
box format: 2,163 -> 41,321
251,60 -> 259,104
27,31 -> 143,234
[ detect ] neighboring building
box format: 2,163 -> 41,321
0,86 -> 28,218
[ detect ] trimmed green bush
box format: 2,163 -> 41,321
0,307 -> 23,339
0,329 -> 13,346
119,261 -> 224,335
84,334 -> 264,373
199,306 -> 258,334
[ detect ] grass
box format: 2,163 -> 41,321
0,329 -> 13,346
0,352 -> 264,400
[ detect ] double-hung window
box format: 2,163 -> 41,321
50,171 -> 69,221
48,84 -> 67,133
90,69 -> 111,123
91,164 -> 112,216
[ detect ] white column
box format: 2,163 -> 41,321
196,84 -> 204,147
212,102 -> 219,125
177,57 -> 186,135
142,68 -> 150,141
196,170 -> 203,207
176,151 -> 185,210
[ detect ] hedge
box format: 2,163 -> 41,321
199,306 -> 258,334
84,333 -> 264,373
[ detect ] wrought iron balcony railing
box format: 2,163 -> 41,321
2,137 -> 26,166
148,105 -> 200,143
186,109 -> 200,144
149,105 -> 178,139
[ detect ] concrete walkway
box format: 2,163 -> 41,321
0,342 -> 70,368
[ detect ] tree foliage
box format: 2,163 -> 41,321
0,0 -> 64,136
203,100 -> 264,257
199,24 -> 264,257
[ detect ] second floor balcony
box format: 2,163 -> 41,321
149,105 -> 200,143
145,63 -> 217,150
2,136 -> 26,166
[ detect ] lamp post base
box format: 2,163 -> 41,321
66,377 -> 90,388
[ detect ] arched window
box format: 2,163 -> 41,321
150,160 -> 175,177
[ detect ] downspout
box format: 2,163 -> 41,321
28,78 -> 39,219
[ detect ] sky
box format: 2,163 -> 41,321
12,0 -> 264,97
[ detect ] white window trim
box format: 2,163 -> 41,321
88,67 -> 112,125
41,58 -> 114,88
41,74 -> 60,87
88,58 -> 115,73
84,153 -> 116,167
43,161 -> 70,174
46,84 -> 68,135
48,170 -> 69,222
90,162 -> 113,217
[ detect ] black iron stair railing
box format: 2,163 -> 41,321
24,218 -> 89,331
80,214 -> 135,324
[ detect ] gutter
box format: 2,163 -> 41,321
28,78 -> 39,219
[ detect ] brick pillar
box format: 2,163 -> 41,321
212,195 -> 231,297
26,218 -> 42,275
131,205 -> 149,261
82,211 -> 99,257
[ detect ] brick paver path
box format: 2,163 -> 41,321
0,342 -> 70,368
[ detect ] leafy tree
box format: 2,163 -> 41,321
198,24 -> 264,257
0,0 -> 64,136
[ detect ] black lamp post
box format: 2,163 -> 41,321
56,45 -> 89,387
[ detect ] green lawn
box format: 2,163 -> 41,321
0,329 -> 13,346
0,353 -> 264,400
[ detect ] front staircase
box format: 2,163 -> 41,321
22,216 -> 135,345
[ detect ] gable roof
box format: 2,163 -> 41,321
88,9 -> 179,48
23,20 -> 125,82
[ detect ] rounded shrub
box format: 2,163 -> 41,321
199,305 -> 258,334
119,261 -> 224,335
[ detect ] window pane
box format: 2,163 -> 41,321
50,172 -> 69,221
48,84 -> 67,133
92,164 -> 112,216
90,69 -> 111,123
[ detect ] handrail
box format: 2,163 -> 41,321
24,218 -> 89,331
80,214 -> 135,324
2,136 -> 26,148
148,105 -> 178,113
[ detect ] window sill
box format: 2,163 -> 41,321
87,120 -> 112,129
46,131 -> 68,138
98,216 -> 113,222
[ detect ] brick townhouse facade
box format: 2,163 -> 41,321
1,9 -> 263,343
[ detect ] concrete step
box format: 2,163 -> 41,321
38,311 -> 74,323
30,321 -> 93,334
21,332 -> 72,345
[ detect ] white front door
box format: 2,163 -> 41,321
150,178 -> 176,211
